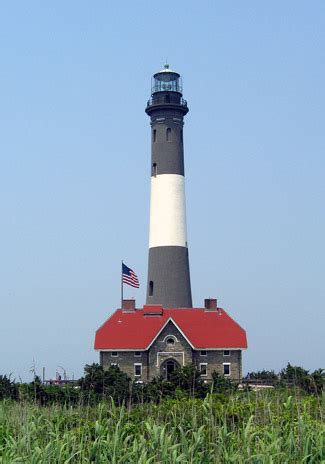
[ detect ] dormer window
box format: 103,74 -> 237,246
163,334 -> 178,346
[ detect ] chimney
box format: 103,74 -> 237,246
204,298 -> 217,311
122,299 -> 136,311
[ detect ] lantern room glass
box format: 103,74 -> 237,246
151,69 -> 182,94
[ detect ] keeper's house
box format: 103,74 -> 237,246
94,298 -> 247,382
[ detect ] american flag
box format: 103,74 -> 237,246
122,263 -> 140,288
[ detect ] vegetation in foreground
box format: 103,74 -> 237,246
0,364 -> 324,462
1,363 -> 324,406
0,390 -> 324,463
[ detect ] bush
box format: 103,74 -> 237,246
18,376 -> 80,405
1,361 -> 323,408
246,370 -> 278,381
280,363 -> 324,394
0,375 -> 18,400
211,371 -> 236,393
79,363 -> 130,404
168,364 -> 209,397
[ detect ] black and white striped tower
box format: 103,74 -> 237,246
146,65 -> 192,308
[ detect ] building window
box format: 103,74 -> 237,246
152,163 -> 157,177
166,128 -> 171,141
200,350 -> 207,356
134,351 -> 141,357
111,352 -> 118,357
166,337 -> 175,346
200,363 -> 207,376
180,129 -> 183,143
153,129 -> 156,142
149,280 -> 154,296
223,363 -> 231,376
134,363 -> 142,376
111,363 -> 119,367
223,350 -> 230,356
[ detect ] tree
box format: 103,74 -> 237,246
309,368 -> 324,394
0,375 -> 18,400
246,370 -> 278,381
168,365 -> 209,397
211,371 -> 236,394
80,363 -> 131,404
279,363 -> 324,394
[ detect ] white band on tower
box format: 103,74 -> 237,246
149,174 -> 188,248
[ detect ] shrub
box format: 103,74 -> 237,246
279,363 -> 324,394
246,370 -> 278,381
211,371 -> 236,393
0,375 -> 18,400
79,363 -> 130,404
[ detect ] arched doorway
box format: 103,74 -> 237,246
160,359 -> 180,380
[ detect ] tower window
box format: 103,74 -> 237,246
166,128 -> 171,141
149,280 -> 154,296
153,129 -> 156,142
152,163 -> 157,177
165,94 -> 170,103
180,129 -> 183,143
166,337 -> 175,345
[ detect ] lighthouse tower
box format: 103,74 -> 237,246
146,65 -> 192,308
95,65 -> 248,382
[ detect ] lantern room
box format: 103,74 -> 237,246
151,64 -> 183,94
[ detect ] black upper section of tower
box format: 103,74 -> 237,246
146,65 -> 189,177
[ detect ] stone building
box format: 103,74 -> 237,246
94,65 -> 248,381
95,298 -> 247,382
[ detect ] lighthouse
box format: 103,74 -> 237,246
145,65 -> 192,308
94,65 -> 248,381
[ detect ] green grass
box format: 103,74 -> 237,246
0,390 -> 324,463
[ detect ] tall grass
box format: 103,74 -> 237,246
0,390 -> 324,463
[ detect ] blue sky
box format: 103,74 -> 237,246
1,1 -> 324,381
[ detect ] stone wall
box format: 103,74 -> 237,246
192,350 -> 242,381
101,351 -> 149,381
100,323 -> 243,382
147,320 -> 193,380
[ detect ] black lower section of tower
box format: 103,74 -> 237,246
147,246 -> 192,308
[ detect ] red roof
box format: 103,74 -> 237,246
94,306 -> 247,350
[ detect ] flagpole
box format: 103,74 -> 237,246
121,260 -> 123,309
